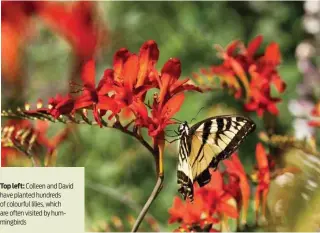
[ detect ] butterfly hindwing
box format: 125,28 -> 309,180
177,115 -> 256,201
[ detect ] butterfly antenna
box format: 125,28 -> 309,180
190,106 -> 205,124
165,138 -> 180,144
165,133 -> 179,138
165,130 -> 180,138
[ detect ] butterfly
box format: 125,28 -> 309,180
176,115 -> 256,201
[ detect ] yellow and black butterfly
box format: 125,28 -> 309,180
176,115 -> 256,201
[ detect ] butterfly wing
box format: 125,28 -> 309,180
177,133 -> 194,201
178,115 -> 255,200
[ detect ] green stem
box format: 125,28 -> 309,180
131,174 -> 164,232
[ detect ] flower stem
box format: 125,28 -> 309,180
131,141 -> 164,232
131,175 -> 164,232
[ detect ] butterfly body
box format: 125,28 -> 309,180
177,115 -> 256,201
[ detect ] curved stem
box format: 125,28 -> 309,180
131,174 -> 164,232
131,141 -> 164,232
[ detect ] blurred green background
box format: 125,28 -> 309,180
3,1 -> 320,232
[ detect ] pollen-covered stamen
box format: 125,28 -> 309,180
48,104 -> 53,110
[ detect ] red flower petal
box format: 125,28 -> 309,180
264,42 -> 281,66
50,96 -> 75,118
96,95 -> 118,113
158,58 -> 182,103
123,54 -> 139,93
218,198 -> 238,218
309,120 -> 320,127
267,102 -> 279,115
74,91 -> 95,110
206,170 -> 223,191
224,153 -> 250,224
136,40 -> 159,87
81,59 -> 95,89
247,35 -> 263,58
168,197 -> 185,224
256,143 -> 268,169
39,2 -> 98,59
97,69 -> 114,95
171,83 -> 203,97
271,74 -> 286,93
131,100 -> 149,123
161,92 -> 185,120
229,58 -> 250,100
226,40 -> 241,56
161,58 -> 181,83
113,48 -> 131,82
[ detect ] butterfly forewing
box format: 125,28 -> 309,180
177,115 -> 256,201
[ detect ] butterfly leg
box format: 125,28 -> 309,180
165,138 -> 180,143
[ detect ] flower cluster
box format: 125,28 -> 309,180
38,1 -> 108,60
17,41 -> 201,142
1,119 -> 69,167
196,35 -> 286,116
168,154 -> 252,232
168,146 -> 281,231
1,1 -> 105,83
168,172 -> 237,232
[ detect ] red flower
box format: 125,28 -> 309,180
38,1 -> 103,59
168,196 -> 220,230
157,58 -> 202,106
48,94 -> 75,119
206,35 -> 286,116
1,119 -> 69,167
74,60 -> 119,127
14,40 -> 201,142
34,120 -> 69,155
254,143 -> 270,221
135,58 -> 201,138
1,1 -> 38,82
110,40 -> 159,110
147,92 -> 186,138
309,101 -> 320,127
196,171 -> 238,219
223,153 -> 250,225
1,120 -> 31,166
169,171 -> 238,232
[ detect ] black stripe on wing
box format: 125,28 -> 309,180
190,115 -> 255,187
215,116 -> 255,161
